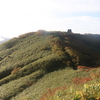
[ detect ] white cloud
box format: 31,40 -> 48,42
0,0 -> 100,38
50,0 -> 100,13
0,37 -> 4,41
59,16 -> 100,33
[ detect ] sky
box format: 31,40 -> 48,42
0,0 -> 100,39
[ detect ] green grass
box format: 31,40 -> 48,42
8,67 -> 100,100
38,83 -> 100,100
0,31 -> 100,100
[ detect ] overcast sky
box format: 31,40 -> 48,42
0,0 -> 100,39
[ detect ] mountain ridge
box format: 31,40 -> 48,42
0,30 -> 100,100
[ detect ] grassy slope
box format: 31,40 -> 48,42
0,31 -> 100,100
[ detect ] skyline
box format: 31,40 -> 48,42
0,0 -> 100,40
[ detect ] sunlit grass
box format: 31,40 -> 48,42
0,31 -> 100,100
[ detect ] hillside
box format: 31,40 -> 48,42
0,30 -> 100,100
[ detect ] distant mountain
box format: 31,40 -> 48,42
0,31 -> 100,100
0,36 -> 10,43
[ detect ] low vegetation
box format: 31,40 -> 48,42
0,30 -> 100,100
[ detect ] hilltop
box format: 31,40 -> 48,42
0,30 -> 100,100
